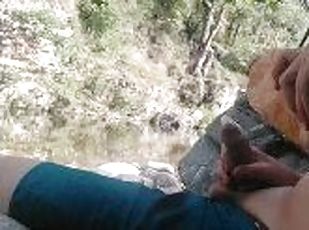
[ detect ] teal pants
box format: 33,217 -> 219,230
9,163 -> 256,230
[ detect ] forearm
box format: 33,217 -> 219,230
237,173 -> 309,230
237,187 -> 293,230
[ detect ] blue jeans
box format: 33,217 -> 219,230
9,163 -> 256,230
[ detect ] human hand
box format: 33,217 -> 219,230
209,124 -> 301,198
208,154 -> 234,199
272,48 -> 309,130
231,147 -> 301,189
209,146 -> 301,198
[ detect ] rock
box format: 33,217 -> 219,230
178,77 -> 202,106
0,81 -> 53,140
178,94 -> 309,195
201,80 -> 215,104
95,161 -> 183,194
140,163 -> 183,194
146,161 -> 176,174
149,113 -> 180,133
97,162 -> 141,180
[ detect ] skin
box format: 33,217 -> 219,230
210,129 -> 308,230
272,48 -> 309,130
221,124 -> 255,172
0,156 -> 39,214
211,47 -> 309,229
0,48 -> 308,229
238,167 -> 309,230
209,125 -> 301,197
0,144 -> 307,230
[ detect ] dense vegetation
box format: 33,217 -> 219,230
0,0 -> 308,167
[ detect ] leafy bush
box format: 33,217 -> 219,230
215,0 -> 308,70
220,52 -> 247,74
150,0 -> 186,21
77,0 -> 116,37
138,0 -> 188,32
11,10 -> 56,27
11,10 -> 58,40
182,1 -> 206,44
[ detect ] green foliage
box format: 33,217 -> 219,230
300,0 -> 309,10
182,0 -> 208,44
11,10 -> 59,40
250,0 -> 281,10
2,0 -> 309,166
220,52 -> 247,74
182,0 -> 282,46
137,0 -> 188,32
218,0 -> 308,71
150,0 -> 186,20
77,0 -> 116,37
108,90 -> 130,111
11,10 -> 56,27
226,0 -> 281,8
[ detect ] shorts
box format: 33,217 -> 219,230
9,163 -> 256,230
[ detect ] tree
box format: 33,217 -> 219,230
186,0 -> 282,77
299,28 -> 309,47
186,1 -> 226,77
300,0 -> 309,9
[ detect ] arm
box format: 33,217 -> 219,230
237,186 -> 293,230
211,124 -> 306,230
237,173 -> 309,230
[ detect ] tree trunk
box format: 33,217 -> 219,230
300,0 -> 309,10
187,3 -> 225,77
224,13 -> 237,45
228,23 -> 239,46
299,28 -> 309,47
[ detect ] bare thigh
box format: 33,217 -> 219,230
0,156 -> 39,214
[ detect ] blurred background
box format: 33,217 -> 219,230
0,0 -> 308,169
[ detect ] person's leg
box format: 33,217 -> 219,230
2,157 -> 256,230
8,162 -> 164,230
137,192 -> 257,230
0,156 -> 39,214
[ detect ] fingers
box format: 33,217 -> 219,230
232,162 -> 300,188
216,156 -> 229,184
301,87 -> 309,130
221,124 -> 254,172
278,56 -> 301,113
232,162 -> 276,185
208,181 -> 230,199
272,49 -> 299,90
269,48 -> 309,129
296,84 -> 307,126
209,157 -> 232,199
275,50 -> 309,127
250,146 -> 274,162
296,58 -> 309,129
